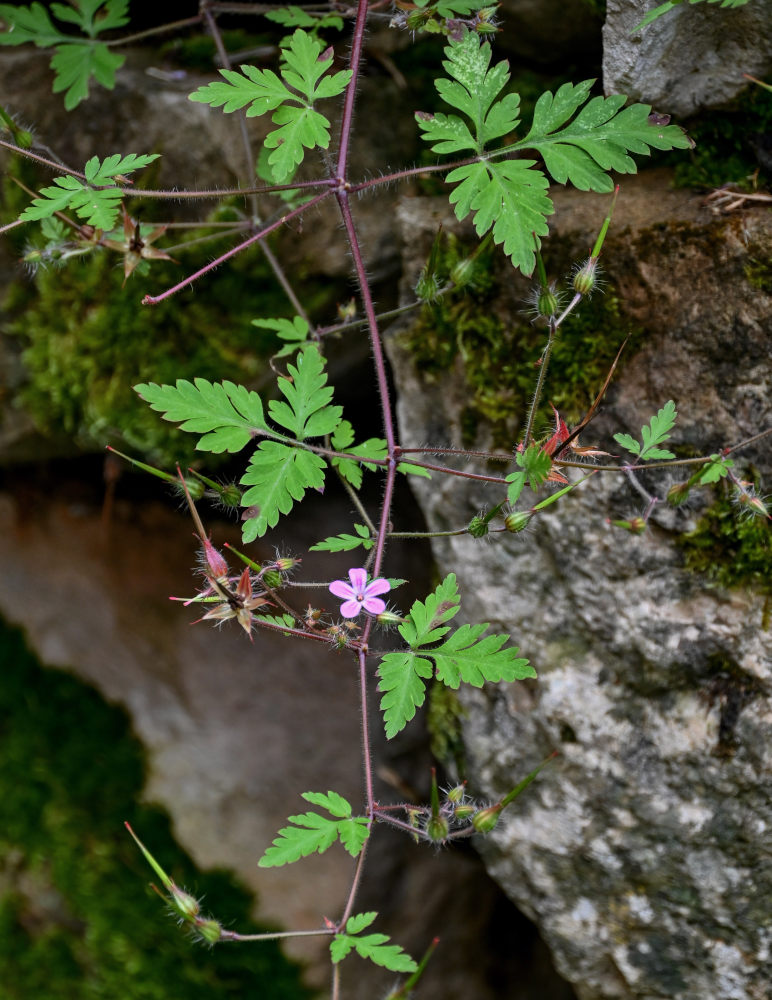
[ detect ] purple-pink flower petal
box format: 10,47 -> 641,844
329,579 -> 355,600
339,598 -> 363,619
363,578 -> 390,598
328,568 -> 392,619
347,567 -> 368,592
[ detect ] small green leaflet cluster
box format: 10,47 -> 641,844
695,453 -> 734,484
264,5 -> 344,39
506,443 -> 553,506
634,0 -> 750,31
413,0 -> 492,15
416,32 -> 692,275
331,913 -> 417,974
135,345 -> 394,542
614,400 -> 677,462
19,153 -> 159,230
377,574 -> 535,738
189,29 -> 352,183
311,523 -> 374,553
0,1 -> 128,109
258,791 -> 369,868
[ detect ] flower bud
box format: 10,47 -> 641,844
219,482 -> 242,509
202,538 -> 229,579
425,814 -> 450,842
446,784 -> 466,804
467,515 -> 489,538
504,511 -> 533,533
175,477 -> 206,502
572,257 -> 600,297
415,268 -> 441,303
471,804 -> 502,834
453,804 -> 476,822
611,517 -> 647,534
195,917 -> 223,944
450,255 -> 477,288
733,486 -> 769,519
667,482 -> 691,507
170,884 -> 201,921
537,287 -> 560,318
262,569 -> 283,589
274,556 -> 301,573
375,609 -> 406,626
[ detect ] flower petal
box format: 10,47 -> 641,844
363,578 -> 390,598
362,596 -> 386,615
340,598 -> 362,618
329,579 -> 355,599
347,567 -> 368,592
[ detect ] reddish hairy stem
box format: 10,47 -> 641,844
336,0 -> 370,180
142,191 -> 329,303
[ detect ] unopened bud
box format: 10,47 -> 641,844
170,884 -> 200,920
454,804 -> 476,821
263,570 -> 282,589
504,510 -> 533,533
446,784 -> 466,804
667,482 -> 691,507
273,556 -> 300,573
450,255 -> 477,288
471,804 -> 502,834
415,268 -> 441,303
219,482 -> 242,508
468,515 -> 489,538
202,538 -> 229,579
733,487 -> 769,518
572,257 -> 599,297
611,517 -> 647,534
175,477 -> 205,502
195,917 -> 223,944
375,609 -> 406,626
425,814 -> 449,842
536,286 -> 559,318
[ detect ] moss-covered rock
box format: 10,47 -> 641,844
0,618 -> 311,1000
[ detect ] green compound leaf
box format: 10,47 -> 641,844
331,913 -> 417,973
0,1 -> 129,108
20,152 -> 159,228
614,400 -> 677,461
241,443 -> 326,541
188,29 -> 352,182
134,379 -> 267,453
696,454 -> 734,485
330,420 -> 387,489
267,346 -> 342,441
258,791 -> 369,868
418,32 -> 692,274
310,523 -> 374,553
252,315 -> 312,357
633,0 -> 750,31
519,82 -> 693,192
264,5 -> 344,33
377,574 -> 535,737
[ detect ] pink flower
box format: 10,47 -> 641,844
329,568 -> 390,619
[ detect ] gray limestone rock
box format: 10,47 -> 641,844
386,179 -> 772,999
603,0 -> 772,117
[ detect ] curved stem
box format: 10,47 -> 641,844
142,190 -> 329,303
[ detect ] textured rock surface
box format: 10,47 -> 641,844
386,179 -> 772,999
0,477 -> 576,999
603,0 -> 772,117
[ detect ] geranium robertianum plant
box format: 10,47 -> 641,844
1,1 -> 769,996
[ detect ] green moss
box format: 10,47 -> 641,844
3,205 -> 336,465
679,482 -> 772,597
427,683 -> 467,775
670,84 -> 772,189
744,254 -> 772,293
400,234 -> 641,447
0,617 -> 311,1000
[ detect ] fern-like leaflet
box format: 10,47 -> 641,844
417,32 -> 692,274
189,29 -> 352,182
377,574 -> 534,738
